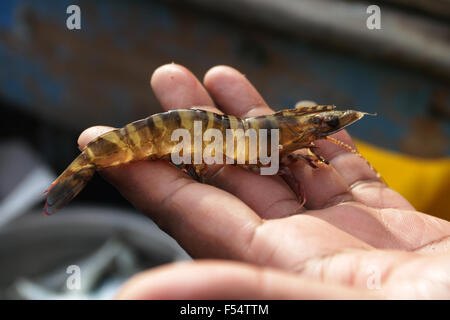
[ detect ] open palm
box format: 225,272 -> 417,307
78,64 -> 450,299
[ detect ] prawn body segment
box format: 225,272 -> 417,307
43,105 -> 371,214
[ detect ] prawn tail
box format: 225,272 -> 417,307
42,155 -> 95,216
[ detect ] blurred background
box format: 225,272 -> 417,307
0,0 -> 449,299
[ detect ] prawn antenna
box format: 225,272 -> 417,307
325,136 -> 386,185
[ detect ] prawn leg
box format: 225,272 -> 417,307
307,145 -> 329,165
278,165 -> 306,212
283,149 -> 328,169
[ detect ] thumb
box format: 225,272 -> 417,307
116,260 -> 378,299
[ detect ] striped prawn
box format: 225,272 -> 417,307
42,104 -> 375,215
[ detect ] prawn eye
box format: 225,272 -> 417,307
310,116 -> 322,125
326,115 -> 339,128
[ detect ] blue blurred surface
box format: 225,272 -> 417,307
0,0 -> 448,157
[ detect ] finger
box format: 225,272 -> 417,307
152,64 -> 298,218
289,159 -> 354,210
116,260 -> 376,299
150,63 -> 216,110
77,126 -> 116,150
415,235 -> 450,255
78,126 -> 263,260
314,130 -> 414,210
203,65 -> 273,118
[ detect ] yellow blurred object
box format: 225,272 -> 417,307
354,139 -> 450,221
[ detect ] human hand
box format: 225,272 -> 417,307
78,64 -> 450,299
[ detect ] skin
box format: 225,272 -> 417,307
78,64 -> 450,299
